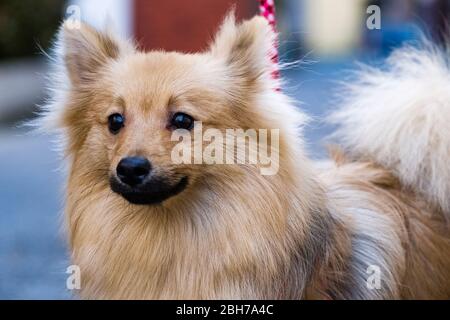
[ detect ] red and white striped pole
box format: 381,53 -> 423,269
259,0 -> 280,84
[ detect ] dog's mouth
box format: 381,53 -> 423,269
110,176 -> 189,205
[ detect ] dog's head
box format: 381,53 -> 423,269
44,14 -> 282,205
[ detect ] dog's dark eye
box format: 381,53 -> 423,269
108,113 -> 125,134
171,112 -> 194,130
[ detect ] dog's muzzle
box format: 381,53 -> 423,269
110,156 -> 188,205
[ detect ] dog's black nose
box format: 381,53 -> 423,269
116,157 -> 151,186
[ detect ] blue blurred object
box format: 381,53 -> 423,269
364,22 -> 423,56
0,131 -> 71,299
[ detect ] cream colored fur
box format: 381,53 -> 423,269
330,44 -> 450,216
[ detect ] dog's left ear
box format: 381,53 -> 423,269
209,13 -> 277,89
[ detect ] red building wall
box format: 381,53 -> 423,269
134,0 -> 258,52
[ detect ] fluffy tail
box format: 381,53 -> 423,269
330,43 -> 450,216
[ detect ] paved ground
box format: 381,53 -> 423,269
0,60 -> 361,299
0,130 -> 71,299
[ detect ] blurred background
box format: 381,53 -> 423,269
0,0 -> 448,299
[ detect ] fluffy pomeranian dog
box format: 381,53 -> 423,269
38,14 -> 450,299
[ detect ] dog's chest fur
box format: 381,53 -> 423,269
66,162 -> 334,299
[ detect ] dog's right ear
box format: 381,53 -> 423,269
57,21 -> 134,86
